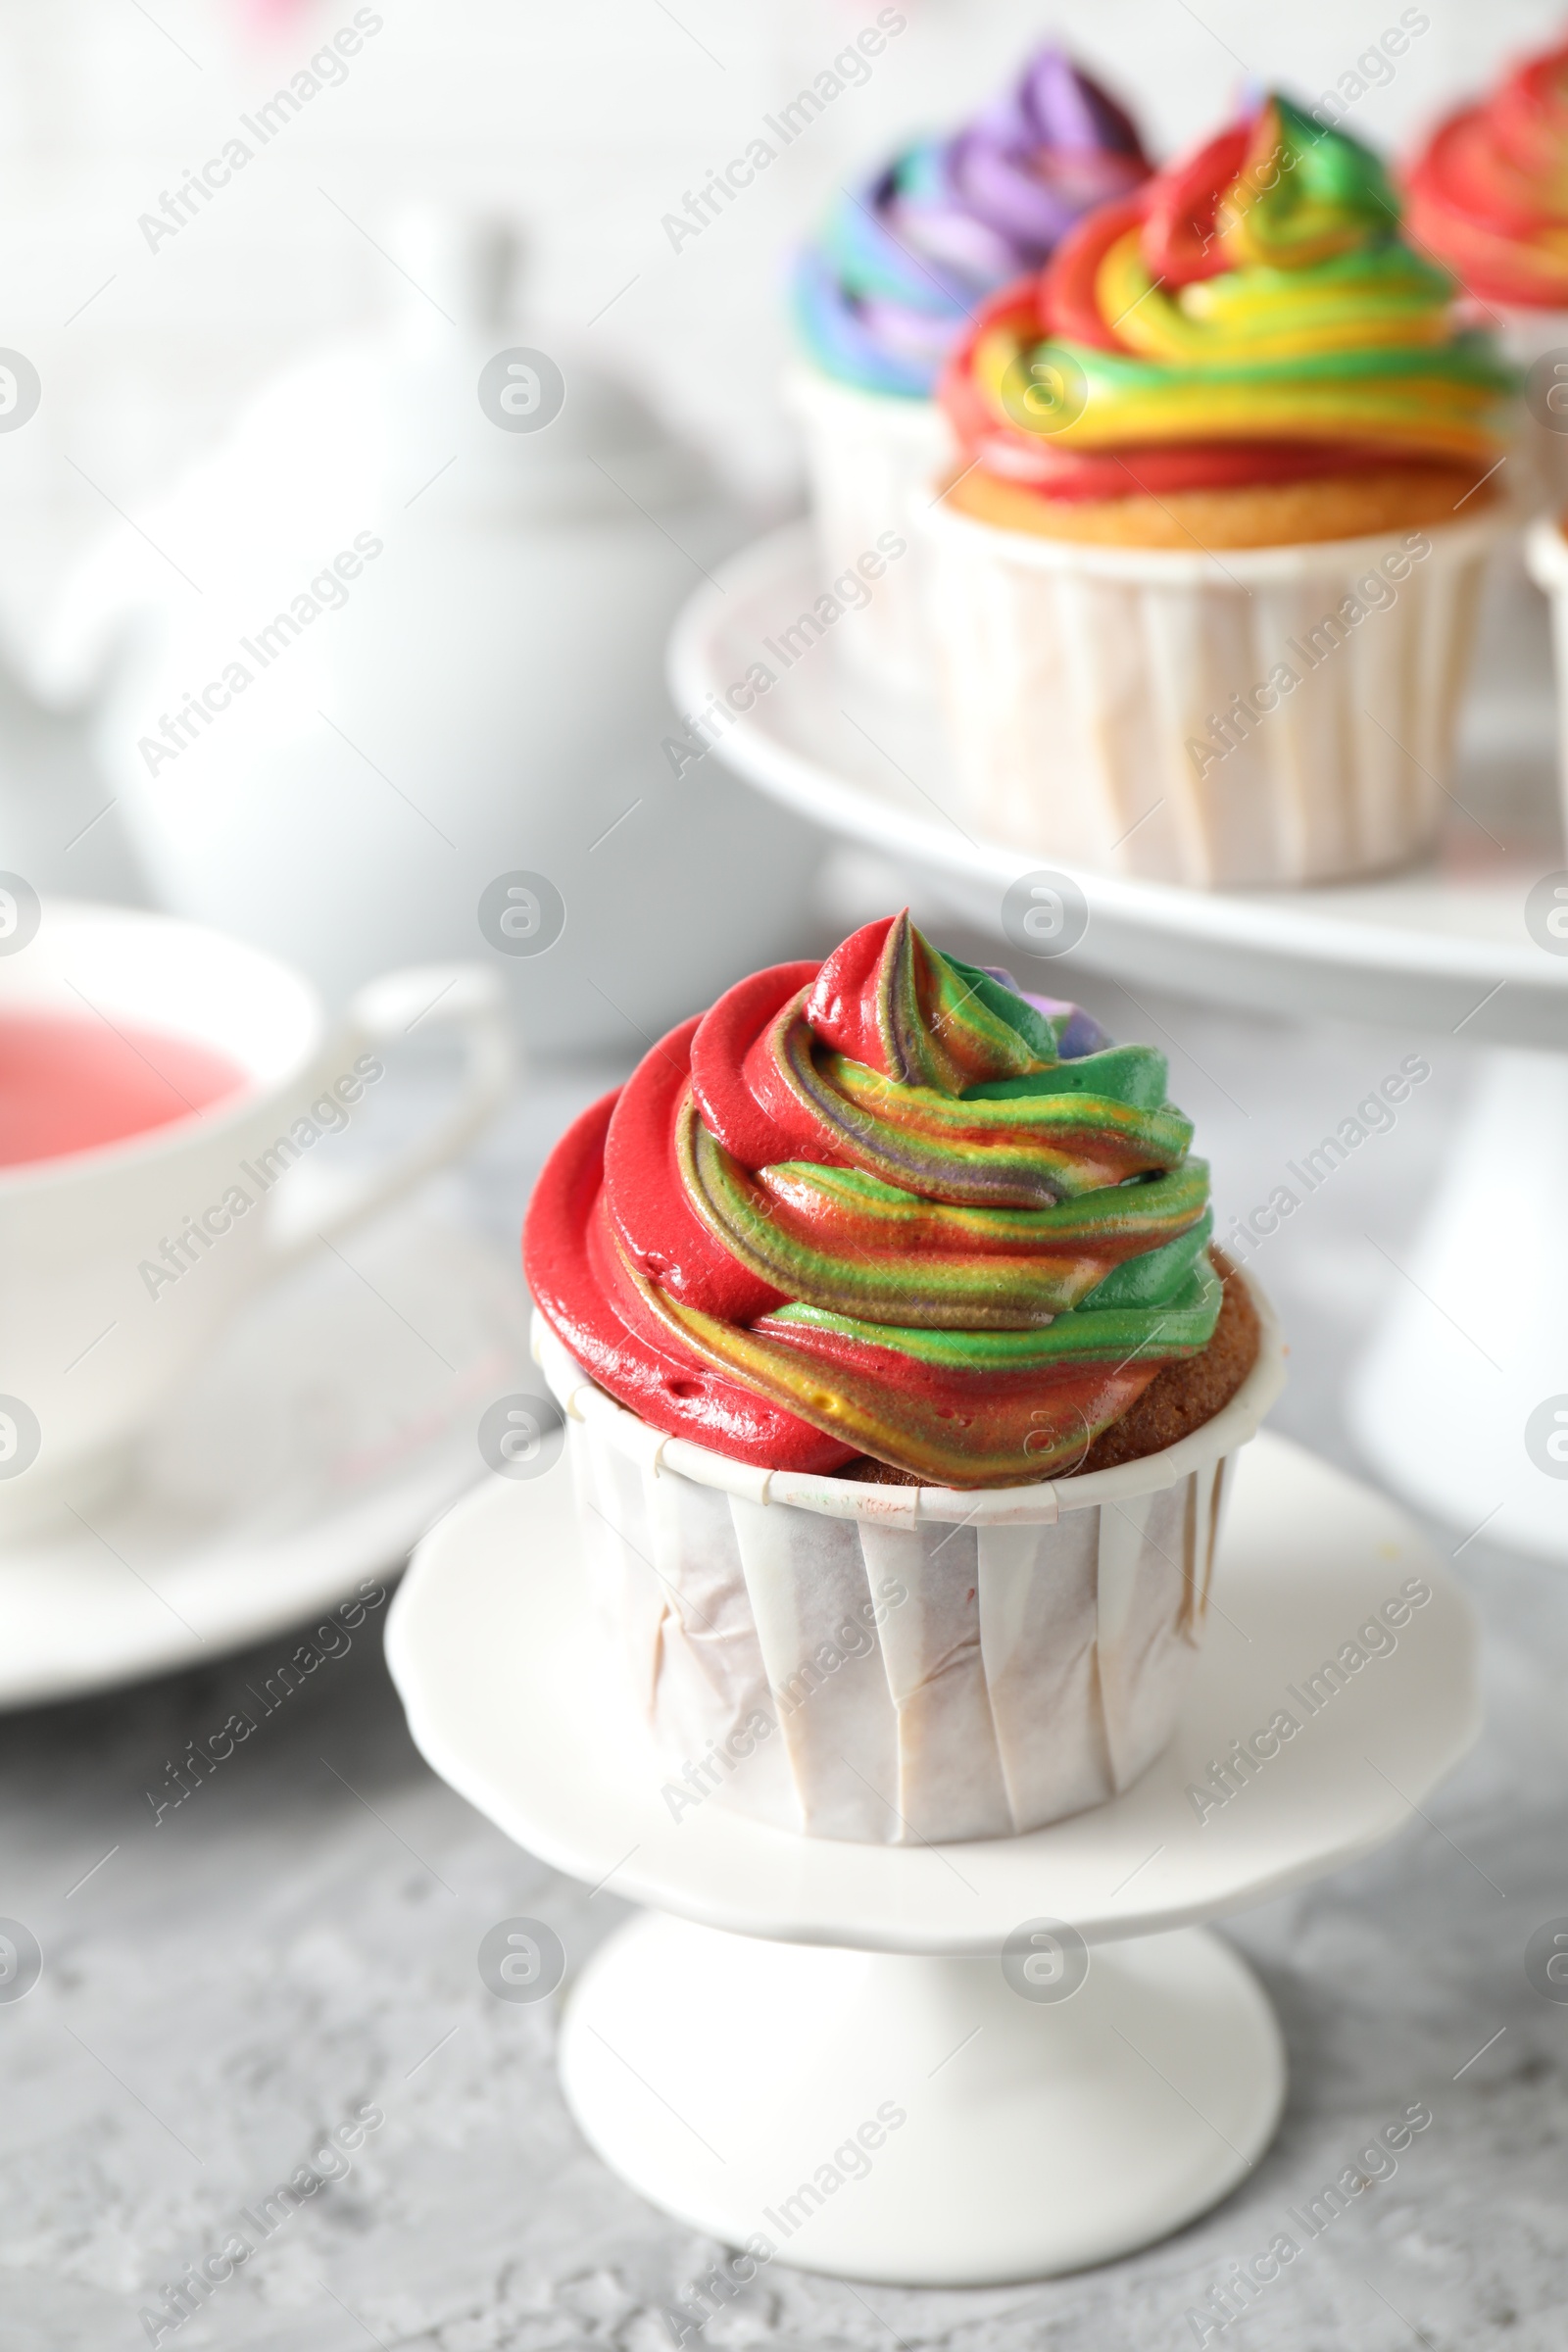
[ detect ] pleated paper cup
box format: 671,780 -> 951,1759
535,1278 -> 1285,1846
1523,514 -> 1568,843
920,494 -> 1508,888
784,363 -> 954,695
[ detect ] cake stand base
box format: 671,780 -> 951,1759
1352,1049 -> 1568,1562
561,1912 -> 1284,2287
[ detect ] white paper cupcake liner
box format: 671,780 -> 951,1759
784,364 -> 954,696
535,1278 -> 1285,1845
1522,514 -> 1568,841
920,495 -> 1510,888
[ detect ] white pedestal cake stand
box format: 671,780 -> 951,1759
668,523 -> 1568,1561
387,1432 -> 1479,2287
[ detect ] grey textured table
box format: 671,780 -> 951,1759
4,961 -> 1565,2352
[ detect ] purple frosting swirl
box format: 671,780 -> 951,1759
794,47 -> 1151,398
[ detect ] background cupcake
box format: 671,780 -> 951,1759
926,93 -> 1518,888
1404,36 -> 1568,501
787,44 -> 1150,692
524,911 -> 1284,1844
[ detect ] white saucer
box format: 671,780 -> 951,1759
0,1205 -> 532,1709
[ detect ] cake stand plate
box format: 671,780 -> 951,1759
388,1433 -> 1479,2285
669,525 -> 1568,1558
667,522 -> 1566,1048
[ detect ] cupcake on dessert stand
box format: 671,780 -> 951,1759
1404,37 -> 1568,504
388,908 -> 1481,2286
924,93 -> 1520,889
788,45 -> 1150,694
523,908 -> 1283,1845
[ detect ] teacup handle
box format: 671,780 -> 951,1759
266,962 -> 513,1270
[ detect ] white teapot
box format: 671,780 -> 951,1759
37,215 -> 821,1055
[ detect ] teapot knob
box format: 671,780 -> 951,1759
386,206 -> 522,340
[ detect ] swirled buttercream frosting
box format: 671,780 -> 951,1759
941,92 -> 1517,500
793,47 -> 1149,399
524,914 -> 1223,1488
1405,41 -> 1568,307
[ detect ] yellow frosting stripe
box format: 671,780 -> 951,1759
1041,363 -> 1504,462
1098,232 -> 1455,364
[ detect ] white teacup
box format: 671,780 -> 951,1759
0,896 -> 511,1534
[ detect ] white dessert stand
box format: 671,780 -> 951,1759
669,524 -> 1568,1561
387,1431 -> 1479,2286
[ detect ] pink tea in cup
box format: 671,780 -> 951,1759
0,1010 -> 248,1169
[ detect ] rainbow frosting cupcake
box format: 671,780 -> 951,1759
786,45 -> 1150,692
525,912 -> 1283,1843
1405,36 -> 1568,500
923,94 -> 1517,887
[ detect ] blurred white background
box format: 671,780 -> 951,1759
0,0 -> 1564,619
